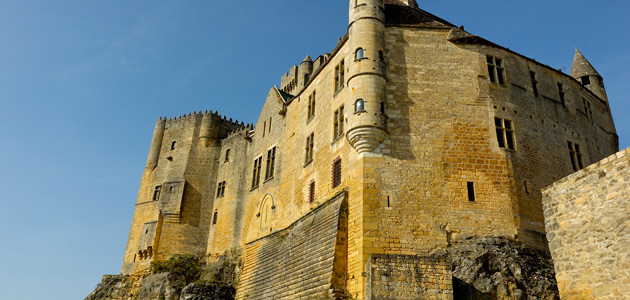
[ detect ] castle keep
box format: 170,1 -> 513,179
120,1 -> 618,299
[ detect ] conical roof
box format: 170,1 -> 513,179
570,48 -> 601,78
302,55 -> 312,63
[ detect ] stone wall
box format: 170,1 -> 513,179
542,148 -> 630,299
236,193 -> 347,300
365,253 -> 452,300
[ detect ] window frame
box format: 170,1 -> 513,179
494,117 -> 516,150
333,105 -> 345,141
487,55 -> 505,85
265,146 -> 276,180
304,133 -> 314,166
568,141 -> 584,171
251,156 -> 262,189
332,158 -> 342,188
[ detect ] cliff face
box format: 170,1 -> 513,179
446,237 -> 559,300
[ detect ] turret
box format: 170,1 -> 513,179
571,48 -> 607,101
346,0 -> 388,153
146,118 -> 166,170
298,55 -> 314,90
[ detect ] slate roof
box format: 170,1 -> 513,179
570,48 -> 601,78
385,3 -> 456,28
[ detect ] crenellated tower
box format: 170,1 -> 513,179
345,0 -> 389,153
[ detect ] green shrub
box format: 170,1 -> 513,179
150,254 -> 204,285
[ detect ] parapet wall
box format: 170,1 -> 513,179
542,147 -> 630,300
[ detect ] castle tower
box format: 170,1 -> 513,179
571,48 -> 608,101
345,0 -> 388,153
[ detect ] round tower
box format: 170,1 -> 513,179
570,48 -> 608,101
346,0 -> 388,154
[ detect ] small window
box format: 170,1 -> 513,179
495,117 -> 515,150
530,71 -> 538,97
355,0 -> 366,6
333,105 -> 344,140
355,48 -> 364,60
171,141 -> 176,150
582,98 -> 593,122
251,157 -> 262,189
581,76 -> 591,86
225,149 -> 230,162
487,55 -> 505,84
153,185 -> 162,201
334,60 -> 345,92
305,133 -> 314,165
378,50 -> 384,61
308,181 -> 315,203
467,182 -> 475,202
380,102 -> 385,113
216,181 -> 226,198
354,99 -> 365,113
307,91 -> 316,121
568,141 -> 584,171
332,158 -> 342,188
212,211 -> 218,225
265,146 -> 276,180
557,83 -> 566,107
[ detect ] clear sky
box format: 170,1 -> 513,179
0,1 -> 627,299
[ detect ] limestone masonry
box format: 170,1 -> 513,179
118,0 -> 618,299
543,148 -> 630,300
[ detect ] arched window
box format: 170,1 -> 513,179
355,48 -> 364,60
354,99 -> 365,113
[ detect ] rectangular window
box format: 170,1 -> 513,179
212,211 -> 218,225
487,55 -> 504,84
530,71 -> 538,97
251,157 -> 262,189
171,141 -> 176,150
582,98 -> 593,122
495,117 -> 515,150
332,158 -> 342,188
334,60 -> 345,92
333,105 -> 344,140
305,133 -> 314,165
216,181 -> 226,198
153,185 -> 162,200
225,149 -> 230,162
265,146 -> 276,180
581,76 -> 590,86
568,141 -> 584,171
308,181 -> 315,203
557,83 -> 566,107
307,91 -> 316,121
467,182 -> 475,202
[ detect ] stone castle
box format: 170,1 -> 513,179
119,0 -> 618,299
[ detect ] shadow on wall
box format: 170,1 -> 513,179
453,277 -> 491,300
384,36 -> 415,161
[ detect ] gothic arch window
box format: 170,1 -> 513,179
355,48 -> 364,60
354,99 -> 365,113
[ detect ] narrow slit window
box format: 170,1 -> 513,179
171,141 -> 176,150
467,182 -> 475,202
333,105 -> 345,140
251,157 -> 262,189
225,149 -> 230,162
582,98 -> 593,122
212,211 -> 218,225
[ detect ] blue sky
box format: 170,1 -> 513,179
0,1 -> 627,299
